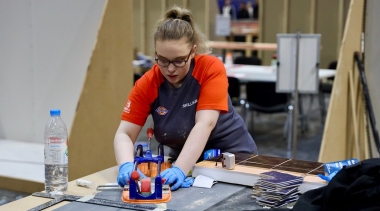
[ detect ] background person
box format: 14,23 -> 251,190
221,0 -> 236,20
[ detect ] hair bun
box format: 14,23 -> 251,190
167,10 -> 179,20
166,8 -> 191,23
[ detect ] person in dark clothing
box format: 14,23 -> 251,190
237,2 -> 249,19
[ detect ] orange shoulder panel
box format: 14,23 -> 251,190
121,65 -> 164,126
192,55 -> 228,113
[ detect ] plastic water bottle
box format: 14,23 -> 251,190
44,109 -> 68,195
271,53 -> 277,72
225,52 -> 233,66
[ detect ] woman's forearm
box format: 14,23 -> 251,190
175,120 -> 216,174
114,121 -> 143,167
114,133 -> 136,167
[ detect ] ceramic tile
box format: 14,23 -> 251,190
244,155 -> 290,167
278,159 -> 322,170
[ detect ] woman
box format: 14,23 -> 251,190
114,6 -> 257,191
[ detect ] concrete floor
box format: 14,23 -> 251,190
0,93 -> 330,206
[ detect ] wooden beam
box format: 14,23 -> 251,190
208,41 -> 277,51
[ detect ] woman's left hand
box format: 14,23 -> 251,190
160,165 -> 194,190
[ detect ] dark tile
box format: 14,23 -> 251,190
307,165 -> 325,175
279,159 -> 323,170
243,155 -> 290,167
272,166 -> 314,174
237,161 -> 276,169
271,159 -> 324,175
234,153 -> 257,163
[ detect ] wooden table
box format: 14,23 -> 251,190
225,64 -> 336,83
230,20 -> 260,57
0,166 -> 118,211
208,41 -> 277,51
1,157 -> 327,210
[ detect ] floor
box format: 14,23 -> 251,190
0,91 -> 330,206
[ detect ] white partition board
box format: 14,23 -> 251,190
215,14 -> 231,36
276,34 -> 321,93
0,0 -> 105,143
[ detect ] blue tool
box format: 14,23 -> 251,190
127,141 -> 167,200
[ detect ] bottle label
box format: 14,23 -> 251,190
44,138 -> 68,165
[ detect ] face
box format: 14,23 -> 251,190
155,38 -> 196,88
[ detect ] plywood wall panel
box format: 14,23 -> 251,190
315,0 -> 341,68
133,0 -> 143,56
143,0 -> 163,55
318,0 -> 365,162
69,0 -> 133,180
260,0 -> 286,65
288,0 -> 313,33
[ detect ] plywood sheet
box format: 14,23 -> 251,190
68,0 -> 134,180
318,0 -> 365,162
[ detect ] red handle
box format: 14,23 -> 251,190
147,128 -> 154,139
130,170 -> 140,181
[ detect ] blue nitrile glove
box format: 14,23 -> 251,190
117,162 -> 146,187
160,165 -> 188,191
318,171 -> 338,183
181,177 -> 195,188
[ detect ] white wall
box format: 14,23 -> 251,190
0,0 -> 106,143
365,0 -> 380,157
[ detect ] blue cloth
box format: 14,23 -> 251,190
160,166 -> 194,190
116,162 -> 146,187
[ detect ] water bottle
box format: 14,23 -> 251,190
44,109 -> 68,195
271,53 -> 277,72
225,52 -> 233,66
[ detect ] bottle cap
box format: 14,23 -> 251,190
50,109 -> 61,116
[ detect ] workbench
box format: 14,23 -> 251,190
0,167 -> 262,211
0,155 -> 326,211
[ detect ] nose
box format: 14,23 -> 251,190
167,63 -> 176,73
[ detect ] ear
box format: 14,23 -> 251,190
192,45 -> 197,57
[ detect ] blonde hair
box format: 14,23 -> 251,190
153,6 -> 211,54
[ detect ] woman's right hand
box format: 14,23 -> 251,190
116,162 -> 147,187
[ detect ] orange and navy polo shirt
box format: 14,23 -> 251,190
122,54 -> 257,157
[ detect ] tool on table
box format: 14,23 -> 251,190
203,149 -> 221,160
212,152 -> 235,170
28,192 -> 178,211
122,143 -> 171,204
221,152 -> 235,170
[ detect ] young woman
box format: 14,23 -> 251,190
114,6 -> 257,191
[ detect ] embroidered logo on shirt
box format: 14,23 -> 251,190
123,100 -> 131,114
155,106 -> 169,115
183,99 -> 198,108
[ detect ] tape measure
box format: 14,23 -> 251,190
28,192 -> 178,211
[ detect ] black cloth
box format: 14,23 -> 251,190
293,158 -> 380,211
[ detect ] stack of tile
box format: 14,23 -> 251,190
252,171 -> 304,208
